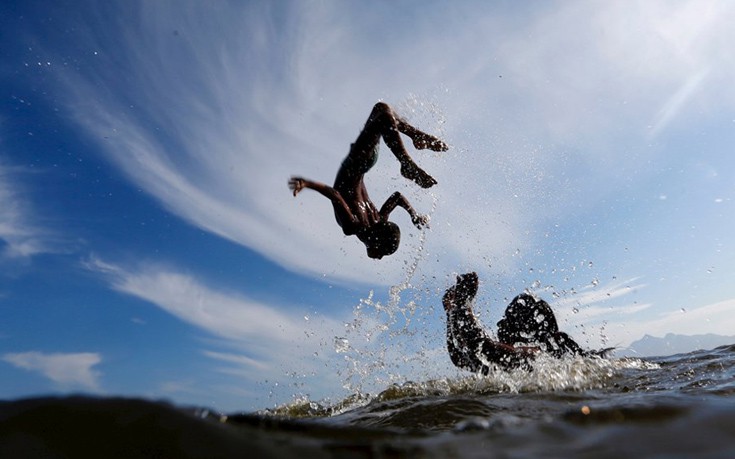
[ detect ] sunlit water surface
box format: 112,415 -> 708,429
3,345 -> 734,458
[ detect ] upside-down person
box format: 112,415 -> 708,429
289,102 -> 447,259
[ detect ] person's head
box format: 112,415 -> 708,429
359,221 -> 400,259
497,294 -> 559,345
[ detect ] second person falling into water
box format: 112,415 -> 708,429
443,272 -> 613,373
289,102 -> 448,259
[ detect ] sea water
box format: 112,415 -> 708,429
2,345 -> 734,458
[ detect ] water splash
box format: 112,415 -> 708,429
335,190 -> 441,396
266,354 -> 633,419
334,337 -> 350,353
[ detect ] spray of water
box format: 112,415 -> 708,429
270,95 -> 636,417
336,192 -> 438,395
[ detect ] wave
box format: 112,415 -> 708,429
2,345 -> 733,458
262,354 -> 639,419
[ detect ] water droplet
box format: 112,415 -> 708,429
591,278 -> 599,287
572,307 -> 579,314
334,337 -> 350,353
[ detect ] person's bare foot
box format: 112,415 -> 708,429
412,134 -> 448,152
401,162 -> 437,188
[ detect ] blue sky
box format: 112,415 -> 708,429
1,0 -> 735,412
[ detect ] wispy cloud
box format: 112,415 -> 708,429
48,1 -> 735,289
551,277 -> 646,310
648,69 -> 710,139
549,277 -> 650,325
83,256 -> 352,396
619,297 -> 735,343
531,275 -> 735,349
0,162 -> 51,259
85,257 -> 335,349
202,350 -> 271,374
2,351 -> 103,391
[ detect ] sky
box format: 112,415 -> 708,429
1,0 -> 734,412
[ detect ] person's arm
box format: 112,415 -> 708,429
553,331 -> 585,357
288,176 -> 353,220
379,192 -> 429,229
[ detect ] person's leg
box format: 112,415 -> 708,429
352,102 -> 440,188
394,115 -> 448,153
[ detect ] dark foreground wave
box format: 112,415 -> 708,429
2,345 -> 735,458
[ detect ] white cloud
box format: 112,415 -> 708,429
549,277 -> 650,326
550,277 -> 646,310
202,350 -> 270,374
525,274 -> 735,350
83,256 -> 353,396
98,262 -> 335,351
617,297 -> 735,344
2,351 -> 102,391
0,162 -> 51,259
48,0 -> 735,290
648,68 -> 710,139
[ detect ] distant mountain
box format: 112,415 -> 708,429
619,333 -> 735,358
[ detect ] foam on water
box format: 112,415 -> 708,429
264,353 -> 630,419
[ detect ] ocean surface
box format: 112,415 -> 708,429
2,344 -> 735,458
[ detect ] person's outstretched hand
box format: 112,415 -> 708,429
288,177 -> 306,197
412,213 -> 430,229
